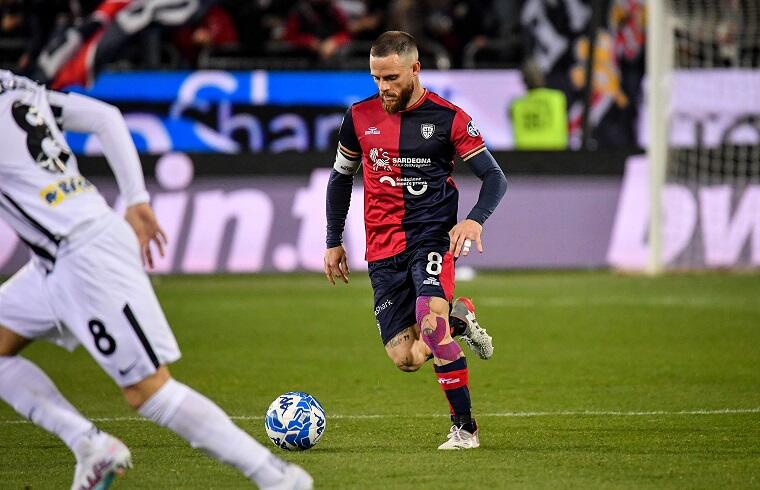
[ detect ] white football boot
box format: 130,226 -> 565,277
261,463 -> 314,490
437,424 -> 480,450
450,297 -> 494,360
70,432 -> 132,490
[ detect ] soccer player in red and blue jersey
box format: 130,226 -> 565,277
323,31 -> 507,449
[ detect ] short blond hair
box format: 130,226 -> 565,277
370,31 -> 418,60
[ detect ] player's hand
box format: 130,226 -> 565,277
449,219 -> 483,258
125,202 -> 167,269
324,245 -> 350,285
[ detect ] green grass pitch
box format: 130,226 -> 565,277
1,271 -> 759,489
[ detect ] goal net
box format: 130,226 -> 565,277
647,0 -> 760,271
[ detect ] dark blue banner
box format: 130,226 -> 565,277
64,70 -> 525,154
72,70 -> 377,105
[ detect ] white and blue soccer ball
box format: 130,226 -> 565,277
264,391 -> 326,451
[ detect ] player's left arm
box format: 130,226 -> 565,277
449,111 -> 507,257
48,90 -> 166,267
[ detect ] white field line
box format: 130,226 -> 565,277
2,407 -> 758,425
478,296 -> 760,310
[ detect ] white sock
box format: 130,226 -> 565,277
138,378 -> 283,485
0,356 -> 95,452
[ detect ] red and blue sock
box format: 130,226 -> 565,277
434,357 -> 475,432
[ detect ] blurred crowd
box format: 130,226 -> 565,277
0,0 -> 523,79
1,0 -> 755,153
0,0 -> 653,149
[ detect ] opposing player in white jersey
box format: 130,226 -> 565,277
0,70 -> 313,490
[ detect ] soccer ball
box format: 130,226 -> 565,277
264,391 -> 326,451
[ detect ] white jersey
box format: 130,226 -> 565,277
0,70 -> 148,267
0,71 -> 179,384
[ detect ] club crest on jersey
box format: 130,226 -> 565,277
420,123 -> 435,139
466,120 -> 480,137
369,147 -> 392,172
364,126 -> 381,135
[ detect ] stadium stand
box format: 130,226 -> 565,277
0,0 -> 526,71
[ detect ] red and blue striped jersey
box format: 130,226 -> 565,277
337,89 -> 486,262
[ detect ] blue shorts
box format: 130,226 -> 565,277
368,238 -> 455,345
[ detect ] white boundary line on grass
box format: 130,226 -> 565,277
2,407 -> 759,425
478,296 -> 760,310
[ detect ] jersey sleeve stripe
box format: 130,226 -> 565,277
339,147 -> 360,160
339,142 -> 361,159
461,144 -> 487,161
338,143 -> 361,156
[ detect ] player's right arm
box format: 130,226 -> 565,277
324,108 -> 361,285
48,90 -> 166,267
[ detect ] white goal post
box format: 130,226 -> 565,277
646,0 -> 673,274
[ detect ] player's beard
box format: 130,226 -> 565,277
381,79 -> 415,114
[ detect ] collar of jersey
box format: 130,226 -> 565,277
399,88 -> 429,113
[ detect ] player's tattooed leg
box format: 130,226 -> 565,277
386,329 -> 412,349
385,326 -> 427,372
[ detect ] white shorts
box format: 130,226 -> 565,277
0,212 -> 181,387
